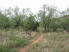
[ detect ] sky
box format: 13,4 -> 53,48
0,0 -> 69,14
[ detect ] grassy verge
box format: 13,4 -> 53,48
0,29 -> 40,52
28,32 -> 69,52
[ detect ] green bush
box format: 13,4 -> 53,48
23,15 -> 39,31
56,28 -> 64,32
9,15 -> 24,29
10,37 -> 30,47
9,33 -> 30,47
50,19 -> 63,32
0,45 -> 10,52
0,45 -> 4,52
0,39 -> 30,52
0,13 -> 10,29
62,19 -> 69,32
0,45 -> 19,52
15,39 -> 30,47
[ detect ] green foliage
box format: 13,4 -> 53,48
62,19 -> 69,32
38,5 -> 56,32
0,5 -> 69,32
0,45 -> 4,52
56,28 -> 64,32
9,38 -> 30,48
15,39 -> 30,47
9,15 -> 24,29
23,15 -> 39,31
0,12 -> 10,29
0,45 -> 10,52
9,31 -> 30,47
50,19 -> 63,32
0,40 -> 29,52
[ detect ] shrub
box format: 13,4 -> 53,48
56,28 -> 64,32
0,45 -> 4,52
15,39 -> 30,47
23,15 -> 39,31
0,13 -> 10,29
62,19 -> 69,32
0,45 -> 9,52
10,36 -> 30,47
9,15 -> 24,29
50,19 -> 63,32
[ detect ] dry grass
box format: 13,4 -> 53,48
0,29 -> 40,52
1,29 -> 69,52
28,32 -> 69,52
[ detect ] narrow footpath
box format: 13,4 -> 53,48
19,31 -> 43,52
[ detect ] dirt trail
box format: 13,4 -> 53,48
19,31 -> 43,52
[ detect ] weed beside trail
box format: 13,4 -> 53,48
0,30 -> 30,52
0,29 -> 40,52
28,32 -> 69,52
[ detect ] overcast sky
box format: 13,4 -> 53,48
0,0 -> 69,13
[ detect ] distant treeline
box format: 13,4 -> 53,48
0,4 -> 69,32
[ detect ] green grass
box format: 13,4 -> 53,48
0,38 -> 30,52
0,30 -> 30,52
0,45 -> 20,52
0,29 -> 40,52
